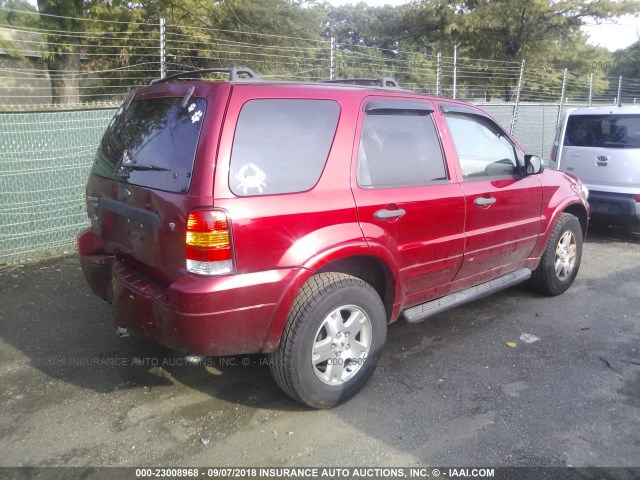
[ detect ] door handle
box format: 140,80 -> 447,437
474,196 -> 496,207
374,207 -> 406,220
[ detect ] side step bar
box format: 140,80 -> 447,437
403,268 -> 532,323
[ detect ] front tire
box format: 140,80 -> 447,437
269,272 -> 387,409
530,213 -> 583,296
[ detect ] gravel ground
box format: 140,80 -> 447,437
0,224 -> 638,471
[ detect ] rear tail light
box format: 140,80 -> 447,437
633,195 -> 640,203
186,210 -> 234,275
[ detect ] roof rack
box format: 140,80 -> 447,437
149,66 -> 258,85
324,77 -> 400,88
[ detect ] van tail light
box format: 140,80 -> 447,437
186,210 -> 234,275
633,195 -> 640,203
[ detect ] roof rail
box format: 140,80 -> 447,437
149,66 -> 258,85
324,77 -> 400,88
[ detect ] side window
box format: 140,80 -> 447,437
230,99 -> 340,196
357,111 -> 447,188
444,112 -> 518,179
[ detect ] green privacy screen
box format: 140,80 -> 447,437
0,107 -> 116,264
0,103 -> 568,265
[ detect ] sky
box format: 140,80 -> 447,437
327,0 -> 639,52
582,14 -> 639,52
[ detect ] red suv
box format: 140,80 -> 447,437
78,67 -> 590,408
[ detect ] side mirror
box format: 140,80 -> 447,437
524,154 -> 544,175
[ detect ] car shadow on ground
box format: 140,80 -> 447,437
586,221 -> 640,244
0,253 -> 540,409
1,220 -> 638,416
0,256 -> 302,412
2,244 -> 640,466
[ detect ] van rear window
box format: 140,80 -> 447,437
229,99 -> 340,196
92,97 -> 207,193
564,114 -> 640,149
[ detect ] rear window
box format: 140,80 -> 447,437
230,99 -> 340,196
564,114 -> 640,149
91,97 -> 207,193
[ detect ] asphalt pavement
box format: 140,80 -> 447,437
0,224 -> 639,471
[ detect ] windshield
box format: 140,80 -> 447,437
564,114 -> 640,149
92,96 -> 207,193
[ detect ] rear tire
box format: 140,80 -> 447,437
530,213 -> 583,296
269,272 -> 387,409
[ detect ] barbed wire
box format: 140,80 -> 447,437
2,9 -> 639,264
1,12 -> 639,107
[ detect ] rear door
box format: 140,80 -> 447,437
558,113 -> 640,192
85,83 -> 229,285
352,98 -> 465,307
440,105 -> 543,279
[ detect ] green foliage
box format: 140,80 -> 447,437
0,0 -> 38,58
1,0 -> 38,26
1,0 -> 637,103
611,40 -> 640,79
36,0 -> 84,49
398,0 -> 638,99
162,0 -> 328,80
79,1 -> 163,100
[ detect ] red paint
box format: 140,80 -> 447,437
78,80 -> 589,356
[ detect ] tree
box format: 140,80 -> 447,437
400,0 -> 639,100
611,40 -> 640,80
447,0 -> 640,62
0,0 -> 38,28
402,0 -> 457,55
198,0 -> 326,79
0,0 -> 39,59
36,0 -> 84,104
80,0 -> 169,102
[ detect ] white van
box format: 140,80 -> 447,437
550,105 -> 640,224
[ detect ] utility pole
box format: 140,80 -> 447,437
436,52 -> 441,96
330,37 -> 336,80
617,76 -> 622,105
453,43 -> 460,99
556,68 -> 568,132
588,73 -> 593,107
510,60 -> 525,135
160,18 -> 166,79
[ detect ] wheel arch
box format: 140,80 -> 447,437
563,203 -> 588,238
261,249 -> 400,353
315,255 -> 396,320
533,200 -> 588,259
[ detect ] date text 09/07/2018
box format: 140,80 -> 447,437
134,467 -> 496,478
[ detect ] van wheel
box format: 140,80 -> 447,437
530,213 -> 583,296
269,272 -> 387,409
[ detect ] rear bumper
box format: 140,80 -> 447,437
588,191 -> 640,224
78,229 -> 299,356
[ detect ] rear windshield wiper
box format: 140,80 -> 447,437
114,164 -> 171,177
122,164 -> 171,172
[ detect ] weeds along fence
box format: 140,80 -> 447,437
1,9 -> 639,264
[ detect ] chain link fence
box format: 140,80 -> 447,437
1,10 -> 633,264
0,107 -> 115,264
0,102 -> 580,265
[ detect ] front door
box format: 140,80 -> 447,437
441,108 -> 543,279
352,98 -> 466,307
